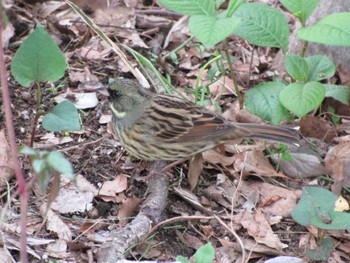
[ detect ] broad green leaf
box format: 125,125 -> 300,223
11,24 -> 66,87
42,100 -> 81,131
158,0 -> 215,16
234,3 -> 289,50
195,243 -> 215,263
47,151 -> 74,180
279,82 -> 325,118
189,15 -> 241,49
280,0 -> 320,24
305,55 -> 336,81
306,238 -> 333,261
297,13 -> 350,46
226,0 -> 245,17
32,159 -> 47,174
292,187 -> 350,230
324,84 -> 350,105
20,146 -> 38,156
245,82 -> 290,125
285,55 -> 309,81
176,256 -> 189,263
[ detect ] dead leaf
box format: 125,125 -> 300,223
239,209 -> 288,251
233,151 -> 285,177
98,175 -> 128,203
300,116 -> 337,142
202,149 -> 234,166
242,181 -> 299,217
325,143 -> 350,194
270,152 -> 326,178
0,129 -> 15,187
117,197 -> 143,226
188,153 -> 203,190
40,205 -> 72,241
54,92 -> 99,109
51,174 -> 98,214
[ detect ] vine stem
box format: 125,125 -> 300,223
0,4 -> 29,263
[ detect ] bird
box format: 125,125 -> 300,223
108,78 -> 298,161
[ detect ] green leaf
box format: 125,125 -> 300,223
189,15 -> 241,49
280,0 -> 320,24
292,187 -> 350,230
226,0 -> 245,17
32,159 -> 47,174
20,146 -> 38,156
285,55 -> 309,81
234,3 -> 289,51
279,82 -> 325,118
195,243 -> 215,263
158,0 -> 215,16
297,13 -> 350,46
324,84 -> 350,105
42,100 -> 81,132
245,82 -> 290,125
305,55 -> 336,81
175,256 -> 190,263
306,237 -> 333,261
11,24 -> 66,87
47,151 -> 74,180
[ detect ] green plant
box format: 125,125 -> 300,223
156,0 -> 349,123
10,25 -> 78,189
11,24 -> 81,145
292,187 -> 350,261
176,242 -> 215,263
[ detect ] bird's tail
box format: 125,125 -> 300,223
237,123 -> 299,146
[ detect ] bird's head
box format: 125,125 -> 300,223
108,78 -> 151,121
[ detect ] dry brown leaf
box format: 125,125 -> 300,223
98,175 -> 128,203
39,205 -> 72,241
188,153 -> 203,191
202,149 -> 234,167
300,115 -> 337,142
233,151 -> 285,177
325,143 -> 350,194
270,152 -> 326,178
215,246 -> 238,263
177,230 -> 205,250
0,129 -> 15,187
239,209 -> 288,251
117,197 -> 143,226
51,174 -> 98,214
241,181 -> 299,217
54,92 -> 99,109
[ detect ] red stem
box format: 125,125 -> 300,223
0,5 -> 29,263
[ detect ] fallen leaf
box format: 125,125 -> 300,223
0,129 -> 15,187
54,92 -> 99,109
241,181 -> 299,217
270,152 -> 326,178
188,153 -> 203,191
98,175 -> 128,203
239,209 -> 288,251
51,174 -> 98,214
233,151 -> 285,177
325,143 -> 350,194
300,116 -> 337,142
39,205 -> 71,241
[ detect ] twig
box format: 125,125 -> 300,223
0,4 -> 28,262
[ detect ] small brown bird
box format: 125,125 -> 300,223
108,79 -> 298,161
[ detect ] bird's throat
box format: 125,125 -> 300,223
109,103 -> 126,119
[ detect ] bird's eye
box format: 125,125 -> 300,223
108,89 -> 121,100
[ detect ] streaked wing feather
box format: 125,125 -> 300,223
143,94 -> 237,143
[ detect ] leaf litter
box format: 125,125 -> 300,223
2,0 -> 350,262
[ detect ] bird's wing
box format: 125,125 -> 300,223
142,94 -> 244,143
